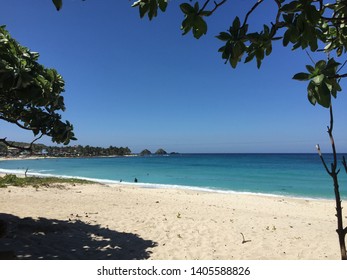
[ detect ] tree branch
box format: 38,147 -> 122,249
0,133 -> 44,153
0,138 -> 31,152
28,134 -> 44,151
316,144 -> 332,176
342,156 -> 347,173
0,133 -> 43,154
0,116 -> 38,131
305,50 -> 316,65
316,0 -> 323,11
331,73 -> 347,79
328,105 -> 338,170
273,0 -> 282,26
322,104 -> 347,260
321,16 -> 347,22
210,0 -> 228,14
199,0 -> 211,13
337,59 -> 347,74
242,0 -> 264,28
198,0 -> 227,16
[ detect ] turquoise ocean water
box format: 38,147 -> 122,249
1,154 -> 346,199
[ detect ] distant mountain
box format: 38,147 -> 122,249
155,148 -> 167,155
139,149 -> 152,156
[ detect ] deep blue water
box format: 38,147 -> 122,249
1,153 -> 346,199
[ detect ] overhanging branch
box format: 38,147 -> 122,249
0,133 -> 43,153
0,138 -> 31,152
0,116 -> 38,131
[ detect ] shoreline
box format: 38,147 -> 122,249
0,169 -> 336,202
0,181 -> 341,259
0,154 -> 137,162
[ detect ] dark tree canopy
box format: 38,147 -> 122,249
0,25 -> 76,150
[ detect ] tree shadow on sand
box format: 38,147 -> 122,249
0,213 -> 157,260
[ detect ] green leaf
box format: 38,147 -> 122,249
283,29 -> 291,46
200,10 -> 212,16
307,90 -> 317,106
181,16 -> 193,35
308,36 -> 318,51
293,72 -> 310,81
158,0 -> 168,12
265,44 -> 272,56
229,57 -> 238,68
148,0 -> 158,19
232,42 -> 244,59
305,65 -> 315,74
281,1 -> 300,12
216,32 -> 231,41
315,60 -> 326,71
256,57 -> 262,69
282,13 -> 294,23
312,74 -> 325,85
194,2 -> 199,12
192,16 -> 207,39
317,92 -> 331,108
232,17 -> 241,31
318,82 -> 331,96
325,58 -> 340,71
139,4 -> 148,18
180,3 -> 195,14
52,0 -> 63,11
244,53 -> 255,64
306,5 -> 321,24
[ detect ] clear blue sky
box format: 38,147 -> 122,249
1,0 -> 347,153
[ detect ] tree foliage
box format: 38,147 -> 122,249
130,0 -> 347,109
0,25 -> 76,150
45,145 -> 131,157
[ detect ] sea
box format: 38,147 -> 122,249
1,153 -> 346,200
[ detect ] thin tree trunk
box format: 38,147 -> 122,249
317,105 -> 346,260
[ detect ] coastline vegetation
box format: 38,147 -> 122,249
0,142 -> 131,158
0,142 -> 177,158
0,174 -> 93,188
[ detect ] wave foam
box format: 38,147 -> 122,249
0,168 -> 329,201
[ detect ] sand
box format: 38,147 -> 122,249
0,181 -> 342,260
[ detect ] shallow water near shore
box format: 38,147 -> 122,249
1,153 -> 346,199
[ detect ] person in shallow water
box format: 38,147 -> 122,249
134,178 -> 138,183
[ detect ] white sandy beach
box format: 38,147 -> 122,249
0,180 -> 342,260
